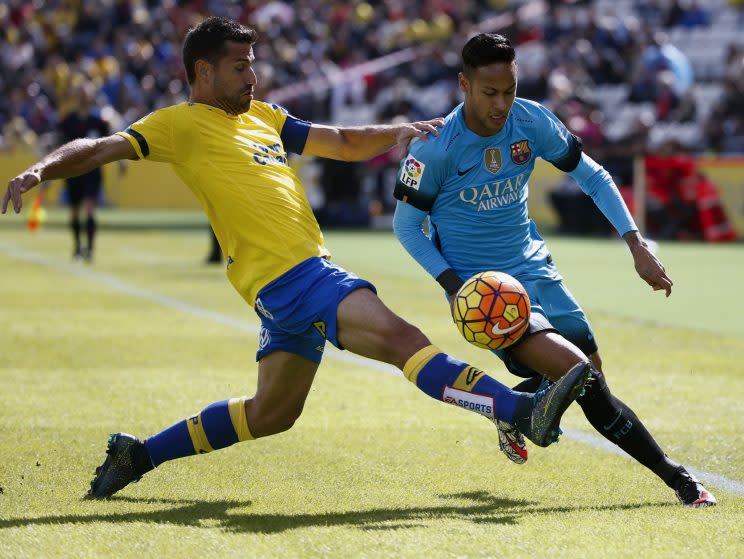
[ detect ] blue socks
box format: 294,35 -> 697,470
144,397 -> 253,467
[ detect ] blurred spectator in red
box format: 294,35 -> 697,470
645,141 -> 737,241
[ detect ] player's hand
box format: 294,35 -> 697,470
2,168 -> 42,214
396,118 -> 445,152
630,243 -> 673,297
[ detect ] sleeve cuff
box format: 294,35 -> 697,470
436,268 -> 464,296
115,130 -> 145,159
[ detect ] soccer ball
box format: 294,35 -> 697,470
451,271 -> 531,350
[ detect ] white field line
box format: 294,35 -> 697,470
2,240 -> 742,499
0,242 -> 397,376
562,428 -> 744,498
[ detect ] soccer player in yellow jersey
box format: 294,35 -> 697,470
2,17 -> 592,499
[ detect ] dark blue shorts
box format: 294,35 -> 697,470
254,257 -> 376,364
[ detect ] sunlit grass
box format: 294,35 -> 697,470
0,219 -> 741,558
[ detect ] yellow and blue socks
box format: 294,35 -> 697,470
143,397 -> 253,467
138,347 -> 533,468
403,345 -> 532,430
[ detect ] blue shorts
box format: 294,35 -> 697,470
254,257 -> 376,364
492,274 -> 598,378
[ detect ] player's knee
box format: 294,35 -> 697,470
385,321 -> 429,366
263,413 -> 299,436
394,322 -> 428,347
251,410 -> 301,437
245,399 -> 304,437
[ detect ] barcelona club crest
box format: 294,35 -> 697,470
484,147 -> 502,174
510,140 -> 531,165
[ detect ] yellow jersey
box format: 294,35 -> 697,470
117,101 -> 329,305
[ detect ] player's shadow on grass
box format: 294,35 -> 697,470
0,490 -> 676,534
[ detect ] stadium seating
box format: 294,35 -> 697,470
0,0 -> 741,223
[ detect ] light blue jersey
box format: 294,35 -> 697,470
393,99 -> 637,371
393,99 -> 636,284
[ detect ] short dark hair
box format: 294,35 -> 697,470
462,33 -> 515,74
182,17 -> 258,83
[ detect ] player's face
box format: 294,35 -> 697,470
212,41 -> 257,114
459,62 -> 517,136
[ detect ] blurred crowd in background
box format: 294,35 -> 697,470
1,0 -> 742,239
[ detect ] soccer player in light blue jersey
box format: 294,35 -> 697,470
393,33 -> 715,508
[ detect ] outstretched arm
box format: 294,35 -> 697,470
302,118 -> 444,161
569,154 -> 673,296
2,134 -> 137,214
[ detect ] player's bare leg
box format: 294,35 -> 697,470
336,288 -> 591,448
335,287 -> 429,368
246,351 -> 319,437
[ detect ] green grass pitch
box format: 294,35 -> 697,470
1,211 -> 742,558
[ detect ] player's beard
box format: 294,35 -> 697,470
217,92 -> 252,115
213,77 -> 253,115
